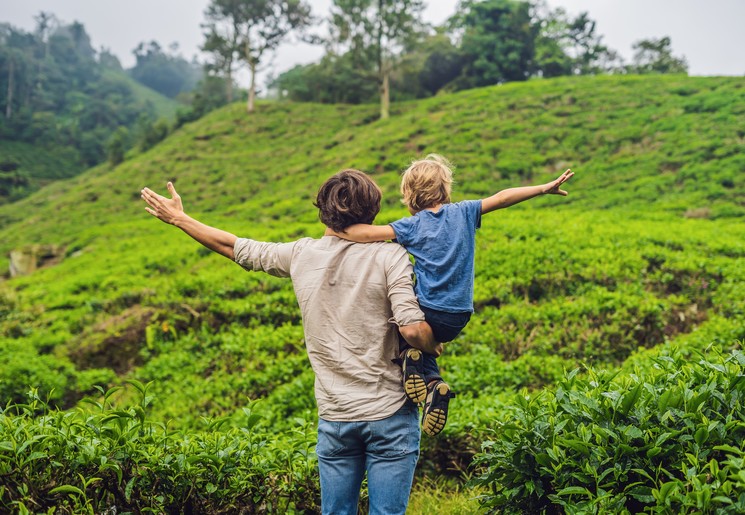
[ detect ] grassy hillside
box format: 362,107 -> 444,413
0,71 -> 180,205
0,140 -> 81,202
1,74 -> 744,513
103,69 -> 182,121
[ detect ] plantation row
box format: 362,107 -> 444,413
2,343 -> 743,513
2,208 -> 743,421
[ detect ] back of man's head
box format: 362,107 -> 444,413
315,169 -> 382,232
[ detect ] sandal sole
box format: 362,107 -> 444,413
402,349 -> 427,404
422,382 -> 452,436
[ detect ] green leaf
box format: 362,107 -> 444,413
694,426 -> 709,446
556,486 -> 592,497
689,391 -> 711,412
714,444 -> 743,455
623,425 -> 644,439
628,485 -> 655,503
50,485 -> 85,497
126,379 -> 147,395
646,446 -> 662,458
654,481 -> 680,503
245,413 -> 263,430
712,496 -> 734,505
620,384 -> 643,416
562,439 -> 591,454
655,432 -> 673,447
125,477 -> 135,502
534,453 -> 553,467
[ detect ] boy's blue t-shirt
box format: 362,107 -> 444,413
390,200 -> 482,313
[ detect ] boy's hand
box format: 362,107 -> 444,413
543,169 -> 574,196
141,182 -> 185,225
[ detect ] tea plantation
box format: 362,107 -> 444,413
1,74 -> 744,513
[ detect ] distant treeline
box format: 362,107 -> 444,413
195,0 -> 688,119
264,0 -> 688,110
0,1 -> 689,202
0,14 -> 225,202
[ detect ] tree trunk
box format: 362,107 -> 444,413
226,67 -> 234,103
380,70 -> 390,120
6,57 -> 14,119
376,0 -> 388,119
247,62 -> 256,113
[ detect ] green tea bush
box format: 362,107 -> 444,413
0,382 -> 320,514
471,343 -> 745,514
0,343 -> 77,407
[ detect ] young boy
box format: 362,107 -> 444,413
334,155 -> 573,435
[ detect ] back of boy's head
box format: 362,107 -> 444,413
400,154 -> 453,212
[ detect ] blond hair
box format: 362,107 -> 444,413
400,154 -> 454,212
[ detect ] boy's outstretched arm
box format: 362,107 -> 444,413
141,182 -> 237,259
331,223 -> 396,243
481,169 -> 574,214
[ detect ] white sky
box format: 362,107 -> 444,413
3,0 -> 744,89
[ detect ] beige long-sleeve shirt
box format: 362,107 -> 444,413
234,236 -> 425,421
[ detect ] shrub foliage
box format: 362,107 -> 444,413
472,344 -> 745,514
0,381 -> 319,514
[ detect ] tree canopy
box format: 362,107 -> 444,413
0,16 -> 192,203
272,0 -> 688,110
202,0 -> 313,113
130,41 -> 202,99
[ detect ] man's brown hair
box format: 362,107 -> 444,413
315,169 -> 382,232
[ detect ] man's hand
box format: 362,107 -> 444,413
141,182 -> 185,225
140,181 -> 237,259
542,169 -> 574,196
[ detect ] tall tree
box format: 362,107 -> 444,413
32,11 -> 56,98
532,4 -> 621,77
329,0 -> 425,119
0,24 -> 34,121
391,30 -> 463,97
33,11 -> 56,59
130,41 -> 201,98
202,1 -> 242,103
202,0 -> 312,113
629,36 -> 688,75
454,0 -> 537,88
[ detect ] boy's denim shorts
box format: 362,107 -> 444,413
421,305 -> 471,343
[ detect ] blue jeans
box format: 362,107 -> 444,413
316,402 -> 420,515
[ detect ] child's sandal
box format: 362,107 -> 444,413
401,348 -> 427,404
422,380 -> 456,436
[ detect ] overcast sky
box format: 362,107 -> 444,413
3,0 -> 744,88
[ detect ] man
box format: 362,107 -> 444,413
141,169 -> 441,514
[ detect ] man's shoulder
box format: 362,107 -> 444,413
292,236 -> 317,249
344,240 -> 409,263
372,241 -> 410,267
368,240 -> 406,252
299,237 -> 403,255
235,236 -> 316,254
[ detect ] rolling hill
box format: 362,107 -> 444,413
1,74 -> 744,513
0,69 -> 180,205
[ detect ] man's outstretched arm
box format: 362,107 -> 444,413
141,182 -> 237,260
